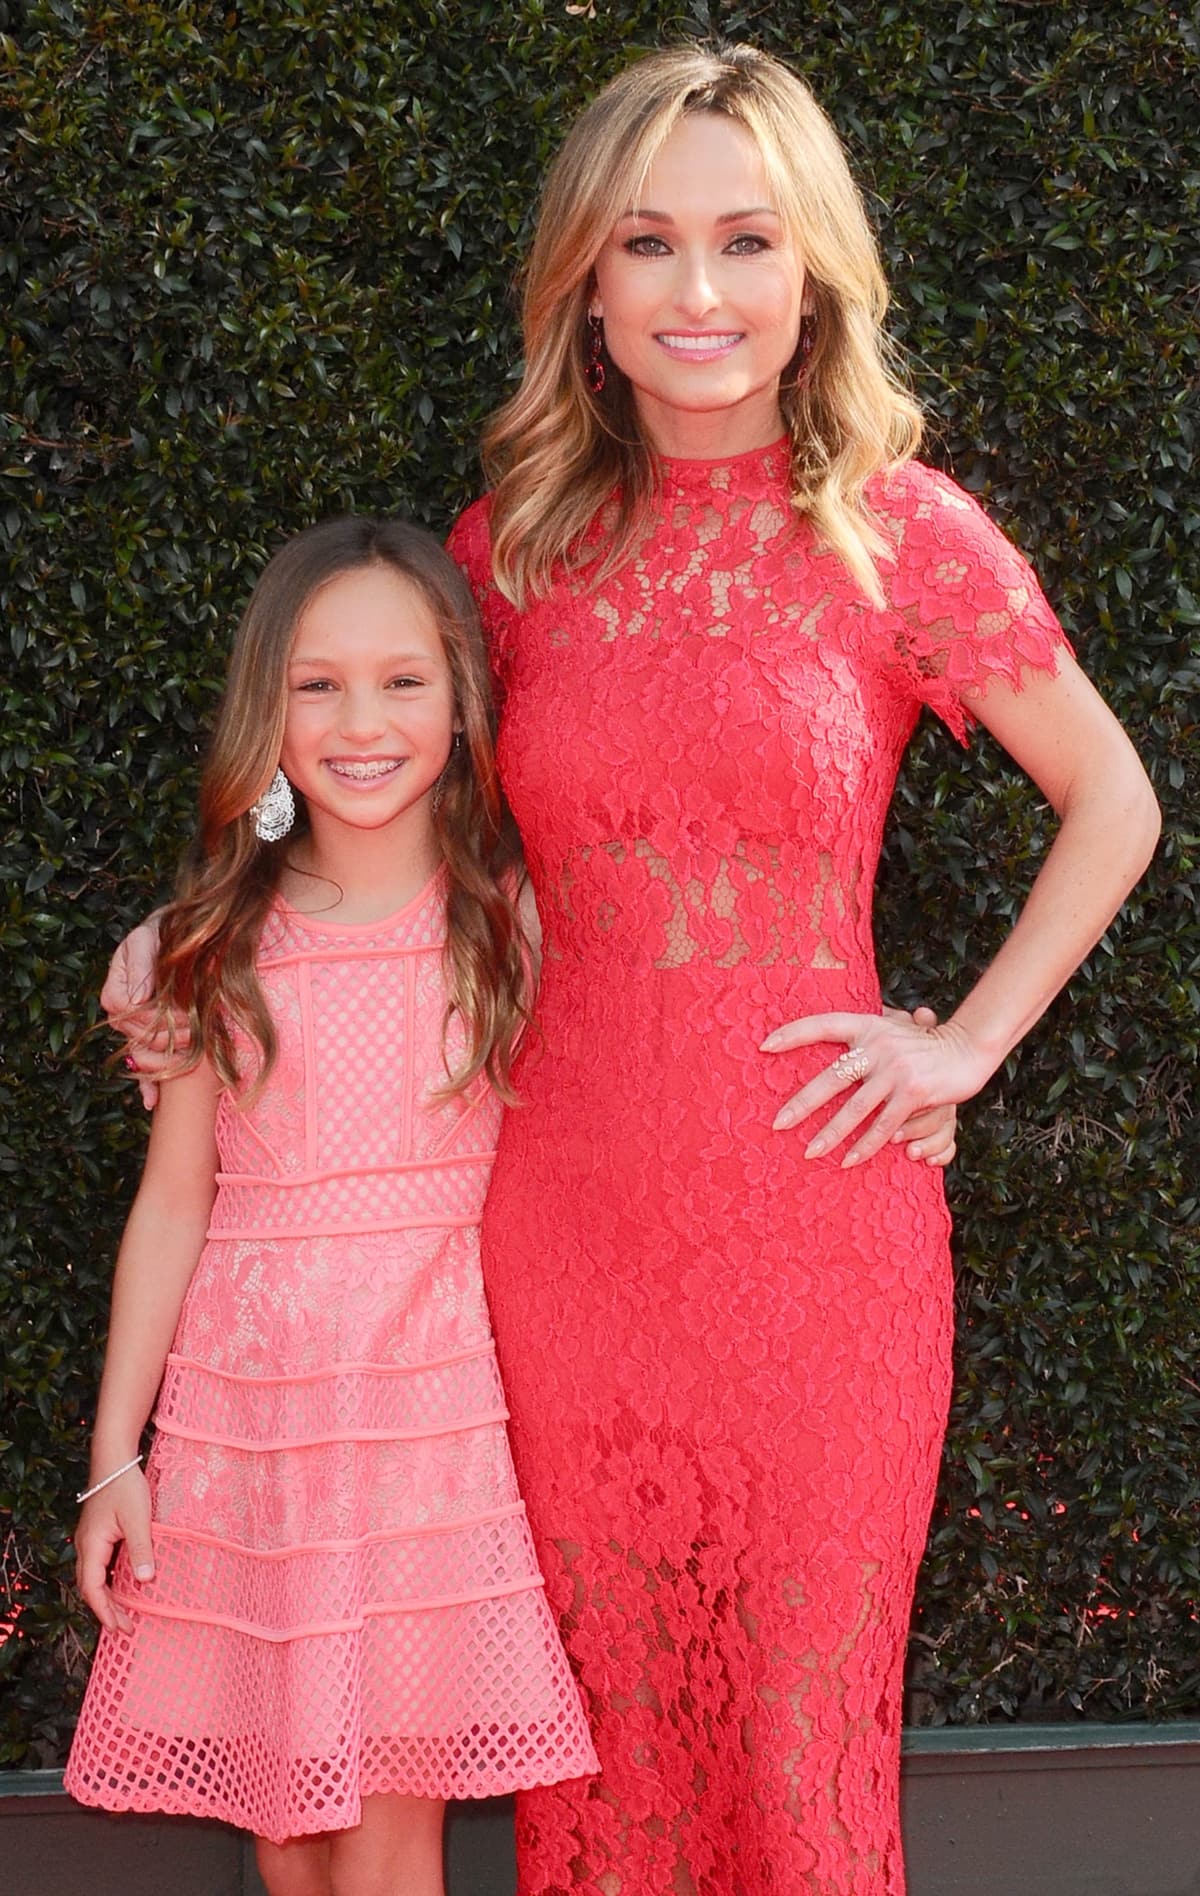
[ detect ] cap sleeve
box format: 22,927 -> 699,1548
447,496 -> 520,694
879,463 -> 1072,745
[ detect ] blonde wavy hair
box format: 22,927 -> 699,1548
484,42 -> 923,608
153,518 -> 529,1103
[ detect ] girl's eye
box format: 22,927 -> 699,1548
295,678 -> 336,693
389,675 -> 425,690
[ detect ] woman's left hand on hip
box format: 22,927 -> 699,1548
762,1008 -> 989,1167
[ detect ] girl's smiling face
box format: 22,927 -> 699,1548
590,111 -> 809,459
279,563 -> 457,855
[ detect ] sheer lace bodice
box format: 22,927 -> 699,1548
455,450 -> 1063,994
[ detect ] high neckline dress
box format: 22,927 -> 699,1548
449,448 -> 1066,1895
66,876 -> 597,1843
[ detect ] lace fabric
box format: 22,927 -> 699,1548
65,878 -> 597,1842
448,452 -> 1066,1894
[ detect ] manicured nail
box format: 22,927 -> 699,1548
761,1032 -> 781,1051
908,1143 -> 922,1159
805,1136 -> 826,1158
842,1150 -> 860,1168
134,1563 -> 154,1581
773,1108 -> 795,1131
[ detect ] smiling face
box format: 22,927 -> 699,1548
279,562 -> 457,863
590,111 -> 808,458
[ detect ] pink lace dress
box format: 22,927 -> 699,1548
449,451 -> 1067,1896
65,875 -> 597,1843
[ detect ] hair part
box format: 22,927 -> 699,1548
154,516 -> 529,1104
483,41 -> 923,608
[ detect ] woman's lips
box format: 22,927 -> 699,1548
655,331 -> 744,360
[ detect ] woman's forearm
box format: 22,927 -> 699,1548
949,756 -> 1161,1077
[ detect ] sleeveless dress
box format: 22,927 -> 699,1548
448,450 -> 1067,1896
65,875 -> 597,1843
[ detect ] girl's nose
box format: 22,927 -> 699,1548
338,689 -> 387,742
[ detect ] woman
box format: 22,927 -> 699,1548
443,42 -> 1158,1896
105,42 -> 1157,1896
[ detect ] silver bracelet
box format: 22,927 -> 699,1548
76,1454 -> 143,1504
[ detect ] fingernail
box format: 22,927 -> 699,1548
761,1033 -> 780,1052
773,1109 -> 795,1131
134,1563 -> 154,1581
124,1056 -> 138,1072
908,1143 -> 922,1159
842,1150 -> 860,1168
805,1137 -> 825,1158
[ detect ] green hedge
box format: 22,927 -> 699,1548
2,0 -> 1197,1764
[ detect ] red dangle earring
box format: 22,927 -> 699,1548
794,312 -> 817,386
585,312 -> 606,395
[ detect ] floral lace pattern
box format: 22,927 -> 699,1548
449,453 -> 1066,1894
65,878 -> 597,1842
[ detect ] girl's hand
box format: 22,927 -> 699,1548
763,1009 -> 992,1168
75,1466 -> 155,1636
100,915 -> 184,1108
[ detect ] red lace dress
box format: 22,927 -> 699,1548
449,449 -> 1066,1896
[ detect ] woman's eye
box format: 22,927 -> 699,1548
726,233 -> 769,255
625,234 -> 670,257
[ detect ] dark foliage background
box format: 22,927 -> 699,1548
1,0 -> 1197,1765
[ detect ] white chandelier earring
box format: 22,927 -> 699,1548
251,767 -> 295,842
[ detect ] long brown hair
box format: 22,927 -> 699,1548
484,42 -> 923,608
154,517 -> 529,1101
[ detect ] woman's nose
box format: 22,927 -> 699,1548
672,250 -> 720,320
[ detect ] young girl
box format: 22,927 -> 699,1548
65,517 -> 597,1895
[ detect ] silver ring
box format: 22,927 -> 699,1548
831,1048 -> 870,1084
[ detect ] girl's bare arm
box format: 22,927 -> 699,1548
75,1059 -> 222,1631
